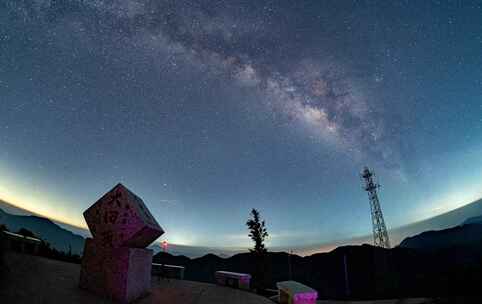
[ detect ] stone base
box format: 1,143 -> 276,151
79,238 -> 153,303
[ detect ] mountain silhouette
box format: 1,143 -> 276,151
399,223 -> 482,251
154,242 -> 482,299
152,206 -> 482,300
2,198 -> 482,257
398,207 -> 482,251
387,198 -> 482,246
3,198 -> 482,299
463,215 -> 482,225
0,207 -> 85,255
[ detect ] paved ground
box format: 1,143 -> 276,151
0,252 -> 272,304
0,252 -> 437,304
318,300 -> 432,304
143,279 -> 273,304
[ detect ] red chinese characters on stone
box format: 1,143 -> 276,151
83,183 -> 164,248
79,183 -> 164,303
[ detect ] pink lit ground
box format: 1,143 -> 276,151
1,252 -> 271,304
1,252 -> 435,304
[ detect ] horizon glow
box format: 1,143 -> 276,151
1,1 -> 481,250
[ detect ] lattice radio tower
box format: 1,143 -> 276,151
361,167 -> 390,248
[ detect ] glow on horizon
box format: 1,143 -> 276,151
0,172 -> 87,229
2,177 -> 481,250
2,157 -> 482,248
0,192 -> 88,229
417,189 -> 482,221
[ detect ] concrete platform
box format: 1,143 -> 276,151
317,300 -> 432,304
0,252 -> 437,304
146,279 -> 272,304
0,252 -> 272,304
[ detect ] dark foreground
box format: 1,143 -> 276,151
3,252 -> 469,303
154,243 -> 482,301
0,252 -> 274,304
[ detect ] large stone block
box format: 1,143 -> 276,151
79,238 -> 153,303
83,183 -> 164,248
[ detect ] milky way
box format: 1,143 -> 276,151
3,1 -> 401,170
1,1 -> 481,251
137,1 -> 401,170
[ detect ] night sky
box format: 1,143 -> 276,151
1,1 -> 481,250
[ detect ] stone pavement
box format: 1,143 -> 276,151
317,299 -> 433,304
1,252 -> 272,304
0,252 -> 437,304
141,279 -> 273,304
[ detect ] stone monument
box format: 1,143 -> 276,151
79,183 -> 164,303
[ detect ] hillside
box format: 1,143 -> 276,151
0,208 -> 85,255
388,198 -> 482,246
2,198 -> 482,257
463,215 -> 482,225
0,199 -> 91,238
399,223 -> 482,250
3,197 -> 482,299
154,239 -> 482,299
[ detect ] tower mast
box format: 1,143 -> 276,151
361,167 -> 390,248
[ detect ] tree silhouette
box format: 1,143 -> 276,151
246,208 -> 270,292
246,208 -> 269,254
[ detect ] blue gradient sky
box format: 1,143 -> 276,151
0,1 -> 481,249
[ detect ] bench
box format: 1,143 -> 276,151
276,281 -> 318,304
152,263 -> 185,280
215,271 -> 251,290
2,231 -> 41,255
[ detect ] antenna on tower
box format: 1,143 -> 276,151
361,167 -> 390,248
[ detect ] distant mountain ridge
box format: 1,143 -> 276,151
0,207 -> 85,255
388,198 -> 482,246
399,223 -> 482,250
398,202 -> 482,251
153,243 -> 482,299
463,215 -> 482,225
1,197 -> 482,257
0,205 -> 221,257
0,199 -> 91,237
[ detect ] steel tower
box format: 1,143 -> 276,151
361,167 -> 390,248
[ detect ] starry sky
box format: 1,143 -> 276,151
1,1 -> 481,250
